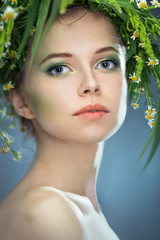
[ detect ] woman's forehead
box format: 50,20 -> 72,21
36,10 -> 119,58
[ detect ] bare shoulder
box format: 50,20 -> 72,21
0,187 -> 84,240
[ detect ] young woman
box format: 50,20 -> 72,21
0,1 -> 159,239
0,6 -> 127,239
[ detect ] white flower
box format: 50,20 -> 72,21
148,120 -> 155,129
12,150 -> 22,161
151,0 -> 160,7
0,145 -> 11,154
4,6 -> 18,21
129,73 -> 141,83
0,24 -> 4,32
3,81 -> 14,91
5,41 -> 11,48
145,105 -> 157,116
146,58 -> 159,66
137,0 -> 148,9
131,31 -> 140,40
0,131 -> 14,145
131,103 -> 139,109
138,43 -> 145,47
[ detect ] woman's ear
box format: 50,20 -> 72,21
9,90 -> 35,120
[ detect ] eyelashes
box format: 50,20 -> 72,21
45,57 -> 120,77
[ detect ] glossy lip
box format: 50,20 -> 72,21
73,104 -> 109,117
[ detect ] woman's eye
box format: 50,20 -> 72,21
46,65 -> 70,76
96,60 -> 118,70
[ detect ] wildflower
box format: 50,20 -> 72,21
5,42 -> 11,48
132,103 -> 139,109
0,145 -> 10,154
138,43 -> 145,47
131,31 -> 140,40
3,81 -> 14,91
11,0 -> 17,3
11,51 -> 17,58
129,73 -> 141,83
145,105 -> 156,116
0,107 -> 6,118
148,120 -> 155,129
139,87 -> 145,93
13,150 -> 22,161
30,26 -> 36,36
145,114 -> 153,120
1,14 -> 7,22
134,55 -> 140,61
151,0 -> 160,7
4,6 -> 18,21
10,64 -> 16,69
137,0 -> 148,9
146,58 -> 159,66
0,131 -> 14,145
17,6 -> 24,12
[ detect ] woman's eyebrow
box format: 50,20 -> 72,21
39,53 -> 73,66
95,46 -> 118,54
39,46 -> 118,66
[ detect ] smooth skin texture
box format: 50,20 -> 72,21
0,9 -> 127,240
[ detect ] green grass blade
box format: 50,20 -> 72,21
29,0 -> 51,68
18,0 -> 39,56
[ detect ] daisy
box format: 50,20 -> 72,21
131,31 -> 140,40
3,81 -> 14,91
134,55 -> 140,61
137,0 -> 148,9
13,150 -> 22,161
131,103 -> 139,109
146,58 -> 159,66
145,105 -> 156,116
0,131 -> 14,145
0,145 -> 11,154
4,6 -> 18,21
0,24 -> 4,32
151,0 -> 160,7
148,120 -> 155,129
138,43 -> 145,47
129,73 -> 141,83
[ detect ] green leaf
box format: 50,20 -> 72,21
18,0 -> 39,57
29,0 -> 52,68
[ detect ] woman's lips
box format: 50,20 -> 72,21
73,104 -> 109,120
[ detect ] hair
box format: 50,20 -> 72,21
12,4 -> 124,136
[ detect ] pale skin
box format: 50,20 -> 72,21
0,9 -> 127,240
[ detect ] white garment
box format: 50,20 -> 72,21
41,186 -> 119,240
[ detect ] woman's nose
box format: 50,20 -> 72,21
77,72 -> 102,97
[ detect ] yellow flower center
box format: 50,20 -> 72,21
5,84 -> 12,90
134,31 -> 140,38
154,2 -> 159,6
136,56 -> 140,61
0,110 -> 2,114
147,114 -> 153,120
139,43 -> 144,47
11,51 -> 17,58
131,76 -> 138,81
151,122 -> 155,126
0,26 -> 3,32
6,12 -> 15,20
150,60 -> 156,65
139,2 -> 147,8
1,147 -> 9,154
148,109 -> 153,114
1,16 -> 6,21
12,0 -> 17,2
132,104 -> 138,108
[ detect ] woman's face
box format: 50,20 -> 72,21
24,10 -> 127,144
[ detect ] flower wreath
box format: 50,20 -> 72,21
0,0 -> 160,169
